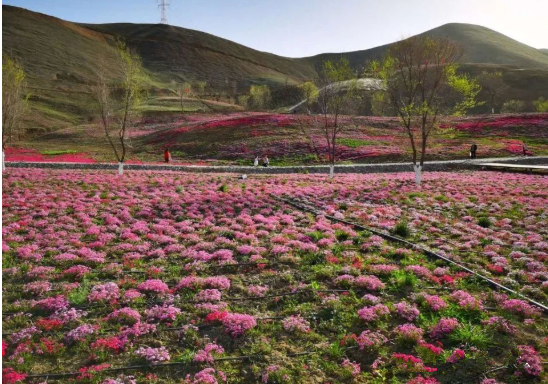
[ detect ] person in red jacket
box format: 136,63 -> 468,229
164,148 -> 171,163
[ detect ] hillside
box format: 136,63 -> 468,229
303,23 -> 548,70
80,23 -> 317,90
540,49 -> 548,55
3,5 -> 548,134
2,5 -> 317,92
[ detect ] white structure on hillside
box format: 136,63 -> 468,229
288,78 -> 384,113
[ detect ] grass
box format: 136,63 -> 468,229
449,322 -> 493,349
337,138 -> 377,148
41,149 -> 78,155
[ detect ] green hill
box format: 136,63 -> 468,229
3,5 -> 548,134
540,49 -> 548,55
303,23 -> 548,70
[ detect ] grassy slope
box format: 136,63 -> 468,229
540,49 -> 548,55
2,5 -> 316,133
15,113 -> 548,165
80,23 -> 318,89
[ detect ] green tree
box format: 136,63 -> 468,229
478,71 -> 508,114
2,55 -> 27,171
533,97 -> 548,112
91,40 -> 146,175
237,94 -> 250,109
194,81 -> 207,98
370,91 -> 388,116
371,36 -> 480,185
249,85 -> 271,110
299,81 -> 319,114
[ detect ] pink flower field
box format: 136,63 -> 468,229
12,112 -> 548,165
2,168 -> 547,383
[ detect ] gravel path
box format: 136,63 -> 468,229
5,156 -> 548,174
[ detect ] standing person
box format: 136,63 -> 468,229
164,148 -> 171,163
263,155 -> 269,167
253,156 -> 259,167
523,143 -> 528,157
470,143 -> 477,159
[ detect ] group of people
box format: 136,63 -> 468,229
165,148 -> 271,167
165,146 -> 531,164
254,155 -> 270,167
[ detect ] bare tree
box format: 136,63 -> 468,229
371,36 -> 480,185
2,55 -> 27,171
316,58 -> 358,178
174,82 -> 192,113
91,40 -> 145,175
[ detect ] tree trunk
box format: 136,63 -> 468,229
413,164 -> 422,186
118,162 -> 124,175
329,163 -> 334,179
2,149 -> 5,172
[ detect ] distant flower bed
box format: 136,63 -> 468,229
4,147 -> 96,163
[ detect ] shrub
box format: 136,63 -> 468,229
533,96 -> 548,112
218,184 -> 229,193
335,230 -> 350,242
501,100 -> 526,113
392,270 -> 418,288
393,221 -> 410,238
477,217 -> 491,228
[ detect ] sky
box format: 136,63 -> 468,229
3,0 -> 548,57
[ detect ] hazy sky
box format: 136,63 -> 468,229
4,0 -> 548,57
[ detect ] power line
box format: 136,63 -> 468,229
158,0 -> 170,24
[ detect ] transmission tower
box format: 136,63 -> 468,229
158,0 -> 169,24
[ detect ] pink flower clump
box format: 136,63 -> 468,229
429,318 -> 459,339
355,275 -> 386,291
358,304 -> 390,322
193,343 -> 225,364
515,345 -> 542,377
88,283 -> 120,303
423,295 -> 447,311
137,279 -> 170,294
135,346 -> 170,365
446,349 -> 465,363
450,290 -> 482,310
502,299 -> 541,317
394,302 -> 420,322
394,324 -> 424,343
356,330 -> 388,350
221,313 -> 257,338
282,315 -> 311,333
